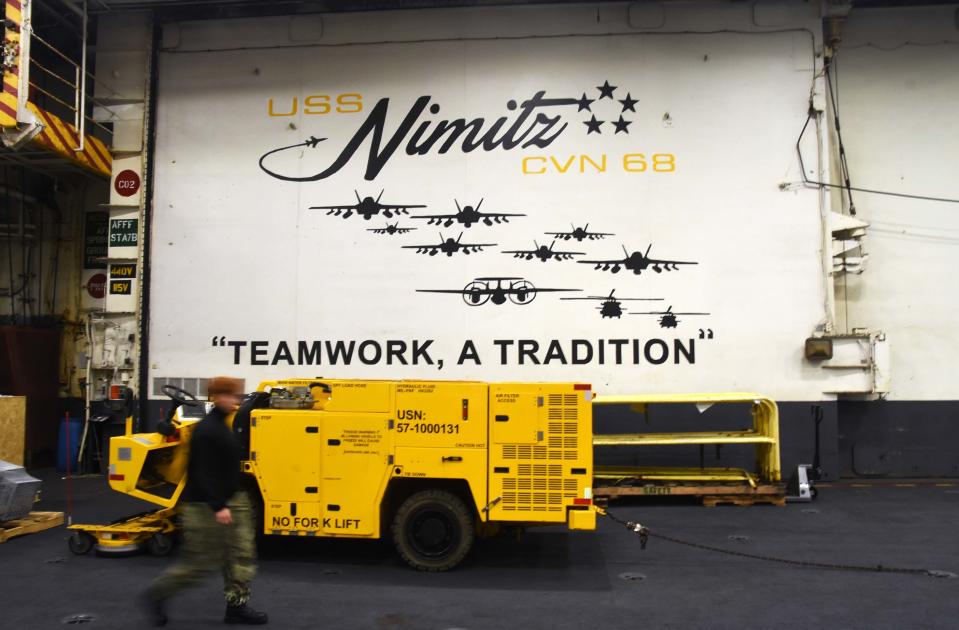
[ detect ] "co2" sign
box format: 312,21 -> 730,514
114,169 -> 141,197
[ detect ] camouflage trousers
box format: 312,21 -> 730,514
149,491 -> 258,606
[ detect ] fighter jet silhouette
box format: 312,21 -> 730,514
310,190 -> 426,220
402,232 -> 497,257
502,240 -> 584,262
578,244 -> 697,275
546,223 -> 615,242
411,199 -> 525,228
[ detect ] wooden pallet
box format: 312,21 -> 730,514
595,483 -> 785,507
702,494 -> 786,507
0,511 -> 65,543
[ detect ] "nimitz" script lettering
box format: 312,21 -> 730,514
258,92 -> 570,181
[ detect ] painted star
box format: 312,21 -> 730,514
596,80 -> 617,99
583,115 -> 604,135
612,116 -> 632,134
576,92 -> 595,112
618,93 -> 638,113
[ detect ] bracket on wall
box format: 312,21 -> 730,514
831,211 -> 869,274
814,329 -> 890,397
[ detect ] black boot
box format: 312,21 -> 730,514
224,603 -> 268,625
140,591 -> 168,627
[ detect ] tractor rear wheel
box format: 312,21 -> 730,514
147,532 -> 175,556
391,489 -> 474,572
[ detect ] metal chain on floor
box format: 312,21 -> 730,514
597,507 -> 952,578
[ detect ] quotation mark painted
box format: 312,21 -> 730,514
212,336 -> 227,346
698,329 -> 714,339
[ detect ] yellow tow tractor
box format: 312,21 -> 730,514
67,385 -> 207,556
76,379 -> 599,570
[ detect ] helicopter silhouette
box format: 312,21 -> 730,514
402,232 -> 496,257
502,240 -> 584,262
546,223 -> 615,242
310,190 -> 426,220
411,199 -> 525,228
417,277 -> 580,306
631,305 -> 710,328
561,289 -> 663,319
367,223 -> 417,235
578,244 -> 698,275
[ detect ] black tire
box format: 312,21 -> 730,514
147,532 -> 175,557
391,489 -> 474,572
68,531 -> 95,555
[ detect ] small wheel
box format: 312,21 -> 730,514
147,532 -> 175,557
391,489 -> 474,572
68,531 -> 95,555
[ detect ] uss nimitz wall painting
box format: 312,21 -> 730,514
151,27 -> 823,392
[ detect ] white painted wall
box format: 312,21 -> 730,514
149,2 -> 842,398
835,5 -> 959,401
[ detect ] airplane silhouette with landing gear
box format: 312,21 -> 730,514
367,222 -> 417,235
502,240 -> 585,262
417,277 -> 580,305
546,223 -> 615,242
402,232 -> 497,257
578,244 -> 698,275
411,199 -> 525,228
310,190 -> 426,220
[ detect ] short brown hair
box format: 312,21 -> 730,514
207,376 -> 243,396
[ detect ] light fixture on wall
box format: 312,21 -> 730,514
804,337 -> 833,361
0,118 -> 42,150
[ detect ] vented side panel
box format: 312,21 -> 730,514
488,384 -> 592,523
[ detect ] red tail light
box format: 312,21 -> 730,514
573,498 -> 592,506
573,384 -> 591,391
109,474 -> 125,481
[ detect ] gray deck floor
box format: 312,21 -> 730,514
2,472 -> 958,629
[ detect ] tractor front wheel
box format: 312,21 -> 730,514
391,489 -> 474,572
68,531 -> 95,555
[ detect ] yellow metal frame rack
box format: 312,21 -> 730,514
592,393 -> 781,485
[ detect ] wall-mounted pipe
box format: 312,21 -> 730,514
4,167 -> 13,317
55,0 -> 84,18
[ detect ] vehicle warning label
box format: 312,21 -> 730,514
270,516 -> 321,530
339,428 -> 382,454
